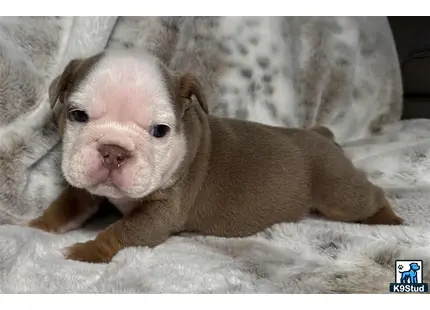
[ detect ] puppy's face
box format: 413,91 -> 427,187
50,50 -> 208,199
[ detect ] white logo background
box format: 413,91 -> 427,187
395,260 -> 423,283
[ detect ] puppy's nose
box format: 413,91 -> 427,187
98,144 -> 130,170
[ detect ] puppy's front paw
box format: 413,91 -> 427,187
28,217 -> 60,233
63,241 -> 112,264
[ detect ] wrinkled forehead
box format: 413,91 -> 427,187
69,51 -> 177,127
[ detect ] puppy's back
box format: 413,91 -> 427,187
187,117 -> 317,236
186,115 -> 402,238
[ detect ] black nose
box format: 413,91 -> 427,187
98,144 -> 130,170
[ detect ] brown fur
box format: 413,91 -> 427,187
49,53 -> 104,134
29,53 -> 404,264
28,186 -> 102,233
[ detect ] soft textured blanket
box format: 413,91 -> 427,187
1,16 -> 428,294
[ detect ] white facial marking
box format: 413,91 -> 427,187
61,50 -> 187,201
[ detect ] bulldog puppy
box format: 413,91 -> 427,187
28,49 -> 404,264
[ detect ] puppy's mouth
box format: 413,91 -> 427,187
87,174 -> 128,198
95,170 -> 125,189
100,177 -> 115,187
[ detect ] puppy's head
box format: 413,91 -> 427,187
49,49 -> 208,199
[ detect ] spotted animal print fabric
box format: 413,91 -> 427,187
108,17 -> 402,142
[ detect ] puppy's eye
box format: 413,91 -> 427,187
68,110 -> 89,123
150,124 -> 170,138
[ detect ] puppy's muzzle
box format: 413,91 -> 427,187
98,144 -> 131,170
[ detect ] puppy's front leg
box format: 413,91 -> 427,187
28,186 -> 102,234
64,199 -> 183,264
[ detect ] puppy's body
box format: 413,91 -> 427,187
28,49 -> 403,263
158,111 -> 398,238
187,118 -> 354,236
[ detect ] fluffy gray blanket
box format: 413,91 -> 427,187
1,16 -> 429,294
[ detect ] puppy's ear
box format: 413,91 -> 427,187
49,53 -> 102,110
178,73 -> 209,115
48,59 -> 82,110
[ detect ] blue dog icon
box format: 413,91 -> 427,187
400,263 -> 420,284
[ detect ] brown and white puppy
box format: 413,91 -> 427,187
28,49 -> 404,264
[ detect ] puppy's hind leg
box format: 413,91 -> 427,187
358,195 -> 404,225
315,164 -> 404,226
